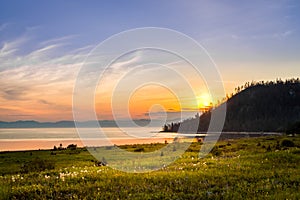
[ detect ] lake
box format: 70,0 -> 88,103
1,128 -> 279,152
0,127 -> 181,151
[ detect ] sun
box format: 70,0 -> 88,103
197,93 -> 212,111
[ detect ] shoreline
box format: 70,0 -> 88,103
0,137 -> 176,152
0,132 -> 284,152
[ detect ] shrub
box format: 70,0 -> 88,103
280,139 -> 295,147
266,145 -> 272,152
211,146 -> 222,156
257,142 -> 261,146
67,144 -> 77,150
134,147 -> 145,152
21,157 -> 55,173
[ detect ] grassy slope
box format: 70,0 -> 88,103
0,136 -> 299,199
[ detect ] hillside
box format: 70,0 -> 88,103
223,80 -> 300,132
165,79 -> 300,133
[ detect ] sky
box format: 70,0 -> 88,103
0,0 -> 300,122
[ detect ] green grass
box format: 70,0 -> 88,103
0,136 -> 300,199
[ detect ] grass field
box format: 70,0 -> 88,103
0,135 -> 299,199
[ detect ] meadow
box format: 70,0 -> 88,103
0,135 -> 299,199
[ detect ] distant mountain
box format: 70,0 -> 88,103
164,78 -> 300,133
0,119 -> 156,128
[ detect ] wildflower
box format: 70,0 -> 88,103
71,172 -> 78,177
59,173 -> 64,178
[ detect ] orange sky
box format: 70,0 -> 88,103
0,63 -> 236,122
1,1 -> 300,122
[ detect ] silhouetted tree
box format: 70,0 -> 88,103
163,78 -> 300,133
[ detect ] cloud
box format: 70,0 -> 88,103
40,35 -> 79,46
0,107 -> 34,121
143,109 -> 199,121
1,87 -> 27,100
29,44 -> 61,56
8,114 -> 33,117
181,108 -> 200,111
273,30 -> 293,39
0,35 -> 28,58
0,32 -> 94,121
38,99 -> 53,105
0,23 -> 10,32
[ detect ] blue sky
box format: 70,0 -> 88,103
0,0 -> 300,121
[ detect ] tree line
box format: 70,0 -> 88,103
163,78 -> 300,133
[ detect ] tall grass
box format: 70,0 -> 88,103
0,136 -> 299,199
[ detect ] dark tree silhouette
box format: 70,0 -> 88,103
163,78 -> 300,133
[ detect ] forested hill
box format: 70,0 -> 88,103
221,79 -> 300,132
165,79 -> 300,132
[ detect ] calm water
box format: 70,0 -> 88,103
0,127 -> 180,151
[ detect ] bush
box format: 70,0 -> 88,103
211,146 -> 222,156
280,139 -> 295,147
67,144 -> 77,150
21,157 -> 55,173
134,147 -> 145,152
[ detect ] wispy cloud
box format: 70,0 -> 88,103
0,32 -> 93,121
0,23 -> 10,32
1,86 -> 27,101
272,30 -> 293,39
0,35 -> 28,58
38,99 -> 54,105
40,35 -> 79,46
